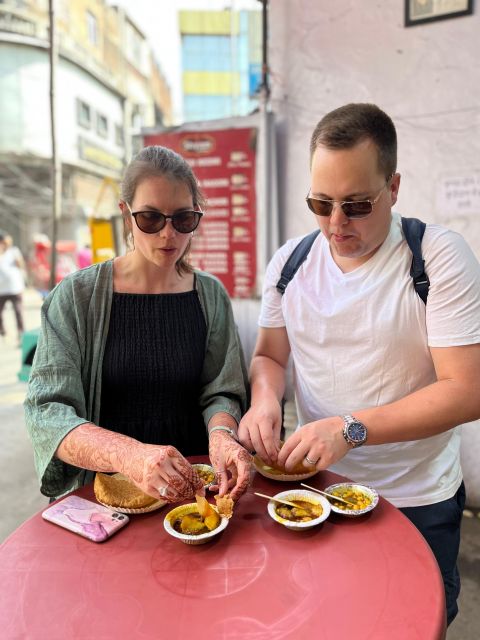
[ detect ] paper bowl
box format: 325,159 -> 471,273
97,499 -> 166,514
164,503 -> 229,545
253,454 -> 319,482
267,489 -> 331,531
324,483 -> 379,517
191,463 -> 216,488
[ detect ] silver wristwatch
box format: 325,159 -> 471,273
342,415 -> 368,448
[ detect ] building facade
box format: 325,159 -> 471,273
180,9 -> 261,123
0,0 -> 172,257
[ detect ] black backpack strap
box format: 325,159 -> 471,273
401,216 -> 430,304
276,230 -> 320,295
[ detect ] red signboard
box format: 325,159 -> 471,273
143,127 -> 257,298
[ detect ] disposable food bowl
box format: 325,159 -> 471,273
267,489 -> 331,531
164,503 -> 229,545
324,482 -> 379,517
253,454 -> 319,482
191,463 -> 216,488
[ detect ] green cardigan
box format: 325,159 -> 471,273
24,261 -> 249,497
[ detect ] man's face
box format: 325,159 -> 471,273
309,139 -> 400,271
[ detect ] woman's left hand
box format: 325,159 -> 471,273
208,431 -> 252,501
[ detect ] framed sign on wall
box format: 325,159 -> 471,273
405,0 -> 474,26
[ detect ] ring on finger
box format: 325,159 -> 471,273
158,486 -> 169,497
304,455 -> 318,466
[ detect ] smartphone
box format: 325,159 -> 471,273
42,495 -> 129,542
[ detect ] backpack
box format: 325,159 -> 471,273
276,216 -> 430,304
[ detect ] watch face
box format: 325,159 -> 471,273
348,421 -> 367,443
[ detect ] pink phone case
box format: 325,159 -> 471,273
42,495 -> 129,542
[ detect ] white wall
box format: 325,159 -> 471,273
269,1 -> 480,506
269,1 -> 480,255
0,42 -> 124,168
0,43 -> 50,154
57,57 -> 124,168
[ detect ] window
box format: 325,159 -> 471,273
96,113 -> 108,138
115,124 -> 124,146
127,24 -> 146,71
77,99 -> 91,129
131,32 -> 142,66
86,11 -> 98,46
131,105 -> 143,130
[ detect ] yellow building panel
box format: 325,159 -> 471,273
183,71 -> 241,96
89,218 -> 117,263
248,12 -> 262,63
179,11 -> 239,35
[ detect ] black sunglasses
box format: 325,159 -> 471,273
306,181 -> 390,220
127,205 -> 203,234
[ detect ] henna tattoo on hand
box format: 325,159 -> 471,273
209,431 -> 252,500
57,423 -> 144,476
58,427 -> 202,499
58,423 -> 226,501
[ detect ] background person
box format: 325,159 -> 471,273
25,145 -> 251,506
0,230 -> 26,345
239,103 -> 480,625
76,244 -> 92,270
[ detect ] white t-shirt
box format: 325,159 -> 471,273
259,213 -> 480,507
0,246 -> 25,295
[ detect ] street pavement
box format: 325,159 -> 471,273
0,288 -> 478,637
0,288 -> 48,542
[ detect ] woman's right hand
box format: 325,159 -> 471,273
122,443 -> 205,503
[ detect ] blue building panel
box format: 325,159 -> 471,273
249,63 -> 261,97
183,94 -> 233,122
182,35 -> 232,71
180,10 -> 261,121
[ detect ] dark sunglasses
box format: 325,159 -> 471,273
306,180 -> 390,220
126,203 -> 203,234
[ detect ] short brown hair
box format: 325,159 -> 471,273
121,146 -> 206,275
310,103 -> 397,179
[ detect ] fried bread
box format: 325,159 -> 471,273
214,493 -> 234,519
94,472 -> 158,509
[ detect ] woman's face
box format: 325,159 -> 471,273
124,175 -> 195,270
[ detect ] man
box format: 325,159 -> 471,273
238,103 -> 480,625
0,230 -> 25,344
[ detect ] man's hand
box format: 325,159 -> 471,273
208,431 -> 252,501
238,393 -> 283,464
277,416 -> 350,471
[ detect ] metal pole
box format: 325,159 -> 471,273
256,0 -> 276,293
230,0 -> 238,116
48,0 -> 61,291
260,0 -> 269,99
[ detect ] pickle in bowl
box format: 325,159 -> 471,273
191,463 -> 216,487
324,483 -> 379,517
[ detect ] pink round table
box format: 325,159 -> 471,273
0,457 -> 446,639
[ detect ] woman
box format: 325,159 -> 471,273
25,146 -> 251,504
